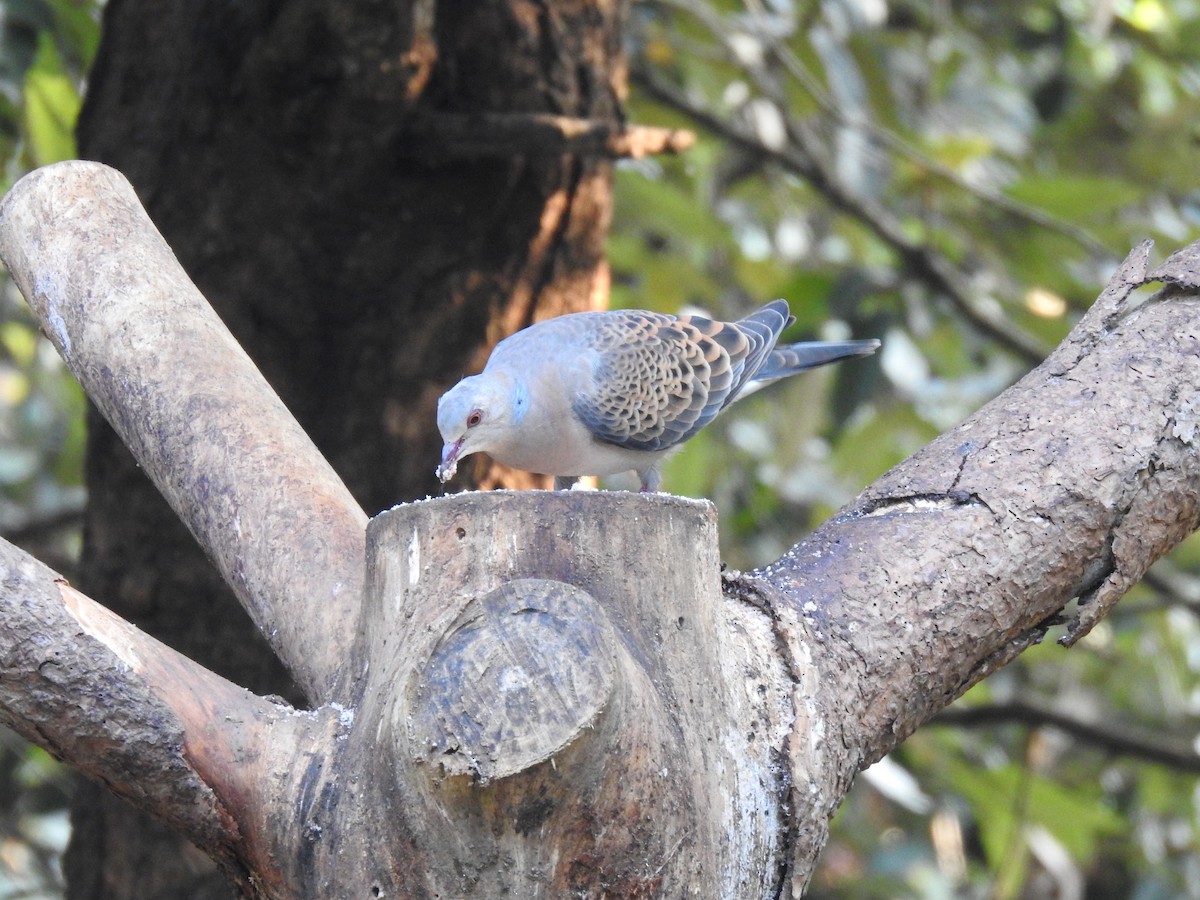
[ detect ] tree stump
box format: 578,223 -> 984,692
341,490 -> 787,896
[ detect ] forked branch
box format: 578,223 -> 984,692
0,162 -> 369,703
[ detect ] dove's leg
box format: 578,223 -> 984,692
553,475 -> 580,490
636,466 -> 662,493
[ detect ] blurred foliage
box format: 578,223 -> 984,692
618,0 -> 1200,896
0,0 -> 99,896
0,0 -> 94,566
3,0 -> 1200,897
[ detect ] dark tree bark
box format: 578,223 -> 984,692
70,0 -> 634,894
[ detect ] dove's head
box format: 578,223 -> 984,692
435,372 -> 528,483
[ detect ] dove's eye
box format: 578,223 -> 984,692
467,410 -> 483,428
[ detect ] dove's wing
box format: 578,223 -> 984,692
571,300 -> 793,453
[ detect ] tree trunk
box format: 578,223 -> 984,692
70,0 -> 629,893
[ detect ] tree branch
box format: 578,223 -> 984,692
0,537 -> 308,881
632,67 -> 1049,365
933,701 -> 1200,773
665,0 -> 1113,261
399,111 -> 696,159
738,239 -> 1200,890
0,161 -> 369,704
0,534 -> 352,894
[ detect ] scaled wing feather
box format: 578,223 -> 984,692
572,301 -> 793,452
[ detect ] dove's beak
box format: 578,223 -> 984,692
436,438 -> 465,483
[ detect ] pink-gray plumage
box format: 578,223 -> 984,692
436,299 -> 879,491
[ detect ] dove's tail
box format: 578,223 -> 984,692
753,338 -> 881,384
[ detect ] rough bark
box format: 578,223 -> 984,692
0,484 -> 782,897
71,0 -> 629,892
0,0 -> 1188,894
0,163 -> 783,893
0,538 -> 336,891
77,0 -> 624,506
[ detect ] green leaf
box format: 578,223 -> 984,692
1163,529 -> 1200,569
830,405 -> 940,484
947,760 -> 1124,868
1004,174 -> 1144,222
661,426 -> 717,498
23,31 -> 81,166
614,164 -> 734,249
0,320 -> 39,366
46,0 -> 102,69
774,271 -> 834,334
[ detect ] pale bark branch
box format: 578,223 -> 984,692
739,239 -> 1200,890
0,535 -> 343,893
354,491 -> 786,896
0,539 -> 241,866
3,162 -> 1198,896
0,161 -> 369,703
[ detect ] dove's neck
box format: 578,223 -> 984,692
509,379 -> 531,425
